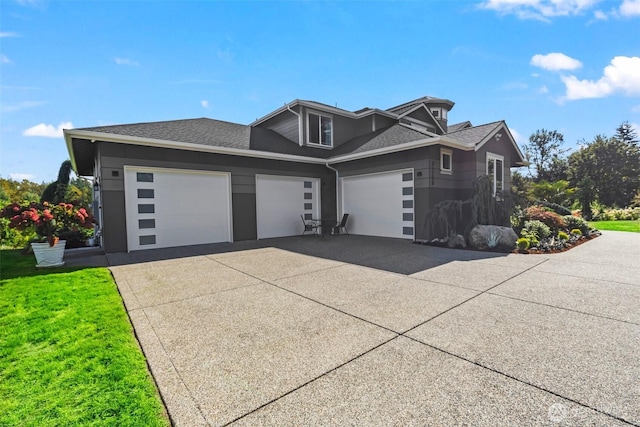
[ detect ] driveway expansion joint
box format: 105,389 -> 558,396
220,335 -> 401,427
400,258 -> 550,336
404,335 -> 639,427
485,291 -> 640,326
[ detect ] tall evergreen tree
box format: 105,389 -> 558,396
614,121 -> 638,145
40,160 -> 73,204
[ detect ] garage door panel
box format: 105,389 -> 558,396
341,170 -> 414,240
125,167 -> 232,251
256,175 -> 320,239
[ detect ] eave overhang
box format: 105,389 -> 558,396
251,100 -> 398,127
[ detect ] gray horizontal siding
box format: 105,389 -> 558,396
98,141 -> 335,252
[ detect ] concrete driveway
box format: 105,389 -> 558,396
106,232 -> 640,426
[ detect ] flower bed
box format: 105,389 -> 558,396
1,201 -> 94,247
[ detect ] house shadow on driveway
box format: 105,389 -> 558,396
99,235 -> 511,275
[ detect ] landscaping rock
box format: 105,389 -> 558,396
469,225 -> 518,251
448,234 -> 467,248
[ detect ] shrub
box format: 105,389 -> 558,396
557,231 -> 569,241
524,205 -> 567,232
591,206 -> 640,221
523,219 -> 552,239
563,215 -> 590,235
516,237 -> 530,251
570,228 -> 582,236
535,200 -> 572,216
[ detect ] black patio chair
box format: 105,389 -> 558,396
333,213 -> 349,235
301,215 -> 319,236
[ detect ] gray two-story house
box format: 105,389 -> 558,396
64,96 -> 525,253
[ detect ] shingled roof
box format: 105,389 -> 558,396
447,121 -> 502,146
67,96 -> 525,175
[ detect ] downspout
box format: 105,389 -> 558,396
286,103 -> 304,147
325,162 -> 340,223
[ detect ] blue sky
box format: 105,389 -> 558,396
2,0 -> 639,183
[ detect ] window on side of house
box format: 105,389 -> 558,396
440,148 -> 452,174
307,111 -> 333,147
486,152 -> 504,196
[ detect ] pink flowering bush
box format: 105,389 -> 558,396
1,201 -> 94,246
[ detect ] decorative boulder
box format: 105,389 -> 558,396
469,225 -> 518,251
448,234 -> 467,248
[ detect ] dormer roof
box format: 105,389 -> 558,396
386,96 -> 455,114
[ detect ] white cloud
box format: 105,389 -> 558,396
1,100 -> 45,113
201,100 -> 210,108
531,53 -> 583,71
23,121 -> 73,138
114,57 -> 139,66
9,173 -> 36,181
0,32 -> 19,38
620,0 -> 640,16
561,56 -> 640,100
593,9 -> 609,19
479,0 -> 601,21
1,54 -> 11,64
538,85 -> 549,94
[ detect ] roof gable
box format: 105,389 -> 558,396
448,121 -> 525,166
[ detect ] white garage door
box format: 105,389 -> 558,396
256,174 -> 321,239
124,167 -> 232,251
341,169 -> 414,239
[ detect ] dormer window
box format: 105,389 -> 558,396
431,108 -> 447,120
307,111 -> 333,147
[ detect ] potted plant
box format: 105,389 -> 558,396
0,201 -> 94,267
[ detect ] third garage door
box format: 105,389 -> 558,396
341,169 -> 414,239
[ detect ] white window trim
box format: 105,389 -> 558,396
440,148 -> 452,174
486,152 -> 504,196
306,109 -> 333,148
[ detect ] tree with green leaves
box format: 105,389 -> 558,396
568,134 -> 640,208
529,180 -> 576,208
523,129 -> 568,182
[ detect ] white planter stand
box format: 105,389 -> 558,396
31,240 -> 67,268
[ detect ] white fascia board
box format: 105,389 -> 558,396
397,104 -> 446,134
474,121 -> 526,163
250,101 -> 301,126
328,136 -> 472,165
65,129 -> 328,165
251,100 -> 398,126
63,129 -> 80,174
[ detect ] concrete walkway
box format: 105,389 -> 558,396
102,232 -> 639,426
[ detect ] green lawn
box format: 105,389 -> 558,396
0,250 -> 168,427
589,220 -> 640,233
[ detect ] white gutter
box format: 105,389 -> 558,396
64,129 -> 328,165
66,126 -> 477,170
327,135 -> 473,164
64,129 -> 82,175
251,99 -> 398,127
286,103 -> 304,147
